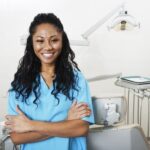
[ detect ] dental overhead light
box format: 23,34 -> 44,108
107,9 -> 140,31
70,2 -> 140,46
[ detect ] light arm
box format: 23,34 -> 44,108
82,2 -> 125,38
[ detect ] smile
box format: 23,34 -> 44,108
42,52 -> 54,59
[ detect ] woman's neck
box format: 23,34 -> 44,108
41,64 -> 55,76
40,64 -> 56,88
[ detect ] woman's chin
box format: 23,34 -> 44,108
41,59 -> 56,66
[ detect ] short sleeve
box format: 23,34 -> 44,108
74,71 -> 95,124
7,91 -> 18,115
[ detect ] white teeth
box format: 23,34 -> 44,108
43,53 -> 53,57
42,53 -> 53,58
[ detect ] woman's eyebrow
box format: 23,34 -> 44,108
35,35 -> 58,38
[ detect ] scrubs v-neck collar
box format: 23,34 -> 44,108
40,74 -> 54,92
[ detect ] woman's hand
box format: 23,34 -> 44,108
5,106 -> 33,133
67,100 -> 91,120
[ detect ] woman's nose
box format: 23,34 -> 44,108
44,40 -> 53,50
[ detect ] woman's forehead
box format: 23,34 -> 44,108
33,23 -> 62,38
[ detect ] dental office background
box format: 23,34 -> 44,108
0,0 -> 150,133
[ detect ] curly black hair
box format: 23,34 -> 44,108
10,13 -> 80,105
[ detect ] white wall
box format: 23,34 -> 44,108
0,0 -> 150,124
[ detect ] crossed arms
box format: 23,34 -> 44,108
5,101 -> 91,145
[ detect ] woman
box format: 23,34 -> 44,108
5,13 -> 94,150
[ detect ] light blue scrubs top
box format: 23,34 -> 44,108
8,70 -> 95,150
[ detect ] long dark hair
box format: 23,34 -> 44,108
10,13 -> 80,105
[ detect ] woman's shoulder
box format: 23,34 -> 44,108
8,88 -> 18,101
74,69 -> 85,79
73,69 -> 88,85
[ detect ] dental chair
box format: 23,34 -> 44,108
87,96 -> 150,150
0,126 -> 19,150
87,124 -> 150,150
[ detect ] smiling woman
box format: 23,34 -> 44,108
5,13 -> 94,150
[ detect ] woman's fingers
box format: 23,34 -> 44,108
76,106 -> 91,118
74,102 -> 91,117
67,101 -> 91,120
5,115 -> 15,127
75,102 -> 88,108
4,120 -> 14,133
5,115 -> 14,122
77,105 -> 89,111
78,107 -> 91,117
80,112 -> 91,118
5,121 -> 13,125
79,109 -> 91,115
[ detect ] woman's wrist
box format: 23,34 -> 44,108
27,120 -> 36,132
29,120 -> 45,132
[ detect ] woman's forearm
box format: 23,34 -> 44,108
10,120 -> 89,145
30,120 -> 89,137
10,132 -> 49,145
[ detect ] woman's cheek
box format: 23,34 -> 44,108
34,44 -> 43,51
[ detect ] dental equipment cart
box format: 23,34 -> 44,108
115,77 -> 150,138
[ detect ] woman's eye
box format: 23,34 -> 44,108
36,40 -> 44,43
51,39 -> 58,42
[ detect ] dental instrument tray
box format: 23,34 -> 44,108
120,76 -> 150,85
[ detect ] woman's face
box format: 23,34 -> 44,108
32,23 -> 63,66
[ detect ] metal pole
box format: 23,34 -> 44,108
137,90 -> 140,124
147,97 -> 150,137
133,90 -> 135,123
127,89 -> 130,124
